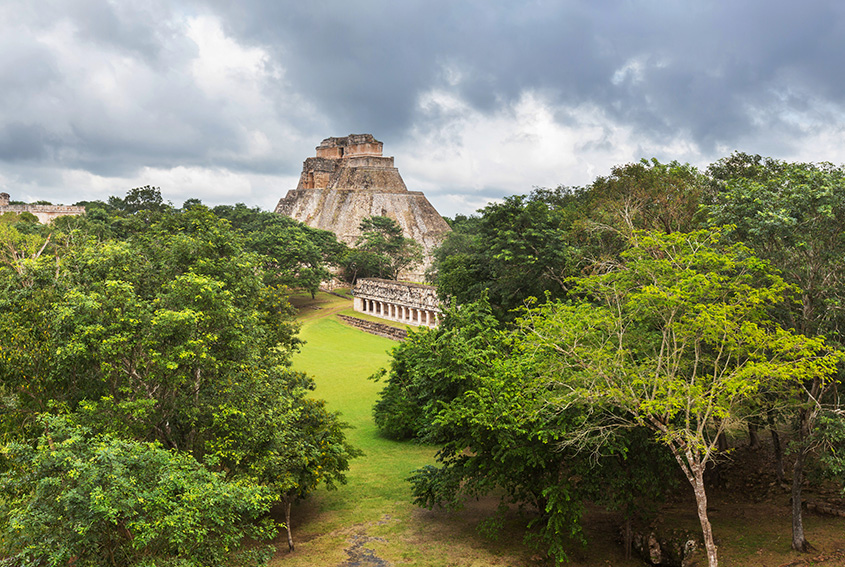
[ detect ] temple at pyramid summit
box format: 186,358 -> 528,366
275,134 -> 451,281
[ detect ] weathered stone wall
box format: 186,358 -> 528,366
0,194 -> 85,224
315,134 -> 384,159
353,278 -> 440,327
338,314 -> 408,341
275,134 -> 451,281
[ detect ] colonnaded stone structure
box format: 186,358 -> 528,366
0,193 -> 85,223
353,278 -> 441,328
275,134 -> 451,281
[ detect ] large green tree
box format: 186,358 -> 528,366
374,298 -> 675,563
213,204 -> 346,297
343,216 -> 422,281
517,230 -> 840,567
0,204 -> 358,560
708,155 -> 845,550
431,192 -> 582,320
1,416 -> 276,567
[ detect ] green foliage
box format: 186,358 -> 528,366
372,296 -> 503,441
0,201 -> 360,555
522,229 -> 838,452
108,185 -> 169,215
1,415 -> 275,566
16,212 -> 38,224
708,157 -> 845,339
342,216 -> 422,281
373,296 -> 675,563
431,161 -> 708,321
586,158 -> 709,234
814,410 -> 845,485
518,229 -> 842,566
213,203 -> 346,297
432,192 -> 582,320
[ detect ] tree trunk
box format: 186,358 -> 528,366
792,378 -> 821,552
716,431 -> 729,453
748,423 -> 760,449
771,428 -> 784,484
285,497 -> 295,551
659,423 -> 718,566
791,448 -> 809,552
691,462 -> 719,567
624,515 -> 632,560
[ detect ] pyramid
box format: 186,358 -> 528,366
275,134 -> 451,280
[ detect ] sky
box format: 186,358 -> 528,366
3,1 -> 845,217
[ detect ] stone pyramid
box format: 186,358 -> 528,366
275,134 -> 451,280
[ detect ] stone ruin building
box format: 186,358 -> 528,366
352,278 -> 441,328
0,193 -> 85,223
275,134 -> 451,282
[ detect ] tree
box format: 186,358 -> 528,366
517,229 -> 840,567
372,296 -> 503,441
213,204 -> 345,297
585,158 -> 709,235
708,157 -> 845,550
108,185 -> 169,215
431,192 -> 582,320
344,216 -> 422,281
0,415 -> 276,566
0,205 -> 360,554
375,297 -> 675,563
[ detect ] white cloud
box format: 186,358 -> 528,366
397,87 -> 708,215
61,165 -> 296,209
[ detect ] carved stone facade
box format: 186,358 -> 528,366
0,193 -> 85,224
353,278 -> 441,327
275,134 -> 451,281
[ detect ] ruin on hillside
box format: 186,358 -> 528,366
275,134 -> 451,281
0,193 -> 85,224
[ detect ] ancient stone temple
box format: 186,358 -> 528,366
353,278 -> 441,328
0,193 -> 85,223
275,134 -> 451,281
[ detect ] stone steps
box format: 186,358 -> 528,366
338,314 -> 408,341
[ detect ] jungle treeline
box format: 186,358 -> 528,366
0,191 -> 367,565
374,153 -> 845,566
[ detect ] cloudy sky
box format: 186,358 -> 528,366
2,1 -> 844,216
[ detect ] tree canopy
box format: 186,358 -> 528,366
0,194 -> 358,564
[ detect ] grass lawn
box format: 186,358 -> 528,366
271,292 -> 546,567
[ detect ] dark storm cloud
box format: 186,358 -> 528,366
0,0 -> 317,181
205,0 -> 845,154
2,0 -> 845,212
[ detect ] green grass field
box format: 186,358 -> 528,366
271,292 -> 543,566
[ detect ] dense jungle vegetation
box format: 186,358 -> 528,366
0,191 -> 364,565
2,152 -> 845,566
374,154 -> 845,567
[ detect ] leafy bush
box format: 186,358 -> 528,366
1,415 -> 276,566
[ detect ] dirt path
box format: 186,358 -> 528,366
339,527 -> 392,567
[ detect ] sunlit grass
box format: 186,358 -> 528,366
270,292 -> 544,567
